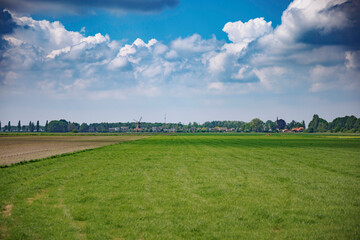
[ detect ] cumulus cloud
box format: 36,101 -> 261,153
0,0 -> 179,15
1,0 -> 360,103
223,17 -> 273,44
171,34 -> 220,53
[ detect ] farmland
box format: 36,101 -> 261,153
0,134 -> 359,239
0,135 -> 144,166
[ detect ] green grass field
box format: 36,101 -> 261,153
1,134 -> 359,239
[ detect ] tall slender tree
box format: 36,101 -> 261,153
0,121 -> 1,131
45,120 -> 48,132
17,120 -> 21,132
36,120 -> 40,132
7,121 -> 11,132
29,121 -> 35,132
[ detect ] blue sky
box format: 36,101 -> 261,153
0,0 -> 359,125
30,0 -> 291,43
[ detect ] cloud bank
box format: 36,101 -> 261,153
0,0 -> 359,103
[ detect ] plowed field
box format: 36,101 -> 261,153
0,135 -> 144,165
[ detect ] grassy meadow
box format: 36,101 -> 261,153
0,134 -> 359,239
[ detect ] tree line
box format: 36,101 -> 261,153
0,115 -> 359,133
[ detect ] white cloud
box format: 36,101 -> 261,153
1,0 -> 360,107
345,51 -> 360,70
108,56 -> 128,69
253,67 -> 286,91
46,46 -> 71,59
165,50 -> 178,59
208,52 -> 228,73
171,34 -> 219,53
2,35 -> 23,46
37,80 -> 56,91
61,78 -> 96,91
208,82 -> 225,91
223,17 -> 273,44
309,64 -> 360,92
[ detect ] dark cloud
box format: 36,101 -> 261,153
298,0 -> 360,49
0,9 -> 17,51
0,9 -> 15,36
0,0 -> 180,14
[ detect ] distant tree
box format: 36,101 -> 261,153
345,116 -> 357,130
286,120 -> 304,129
265,120 -> 276,132
67,122 -> 78,132
79,123 -> 89,132
308,114 -> 319,132
36,120 -> 40,132
47,120 -> 68,132
8,121 -> 11,132
22,125 -> 26,131
0,121 -> 1,131
45,120 -> 48,132
243,122 -> 251,132
29,121 -> 35,132
17,120 -> 21,132
318,121 -> 328,132
286,120 -> 296,129
354,118 -> 360,132
249,118 -> 264,132
276,118 -> 286,130
308,114 -> 328,132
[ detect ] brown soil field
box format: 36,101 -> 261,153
0,135 -> 144,165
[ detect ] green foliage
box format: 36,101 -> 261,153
307,114 -> 328,132
276,118 -> 286,130
286,120 -> 305,130
249,118 -> 264,132
17,121 -> 21,132
44,120 -> 48,132
47,120 -> 68,132
36,120 -> 40,132
0,135 -> 359,239
28,121 -> 35,132
67,123 -> 78,132
79,123 -> 89,132
2,115 -> 358,133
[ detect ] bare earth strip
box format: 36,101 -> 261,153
0,135 -> 144,165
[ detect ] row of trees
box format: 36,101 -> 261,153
1,115 -> 359,133
42,119 -> 301,133
0,121 -> 40,132
307,115 -> 360,133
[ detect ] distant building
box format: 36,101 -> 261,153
109,127 -> 119,132
282,129 -> 291,133
292,127 -> 304,132
121,127 -> 129,132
